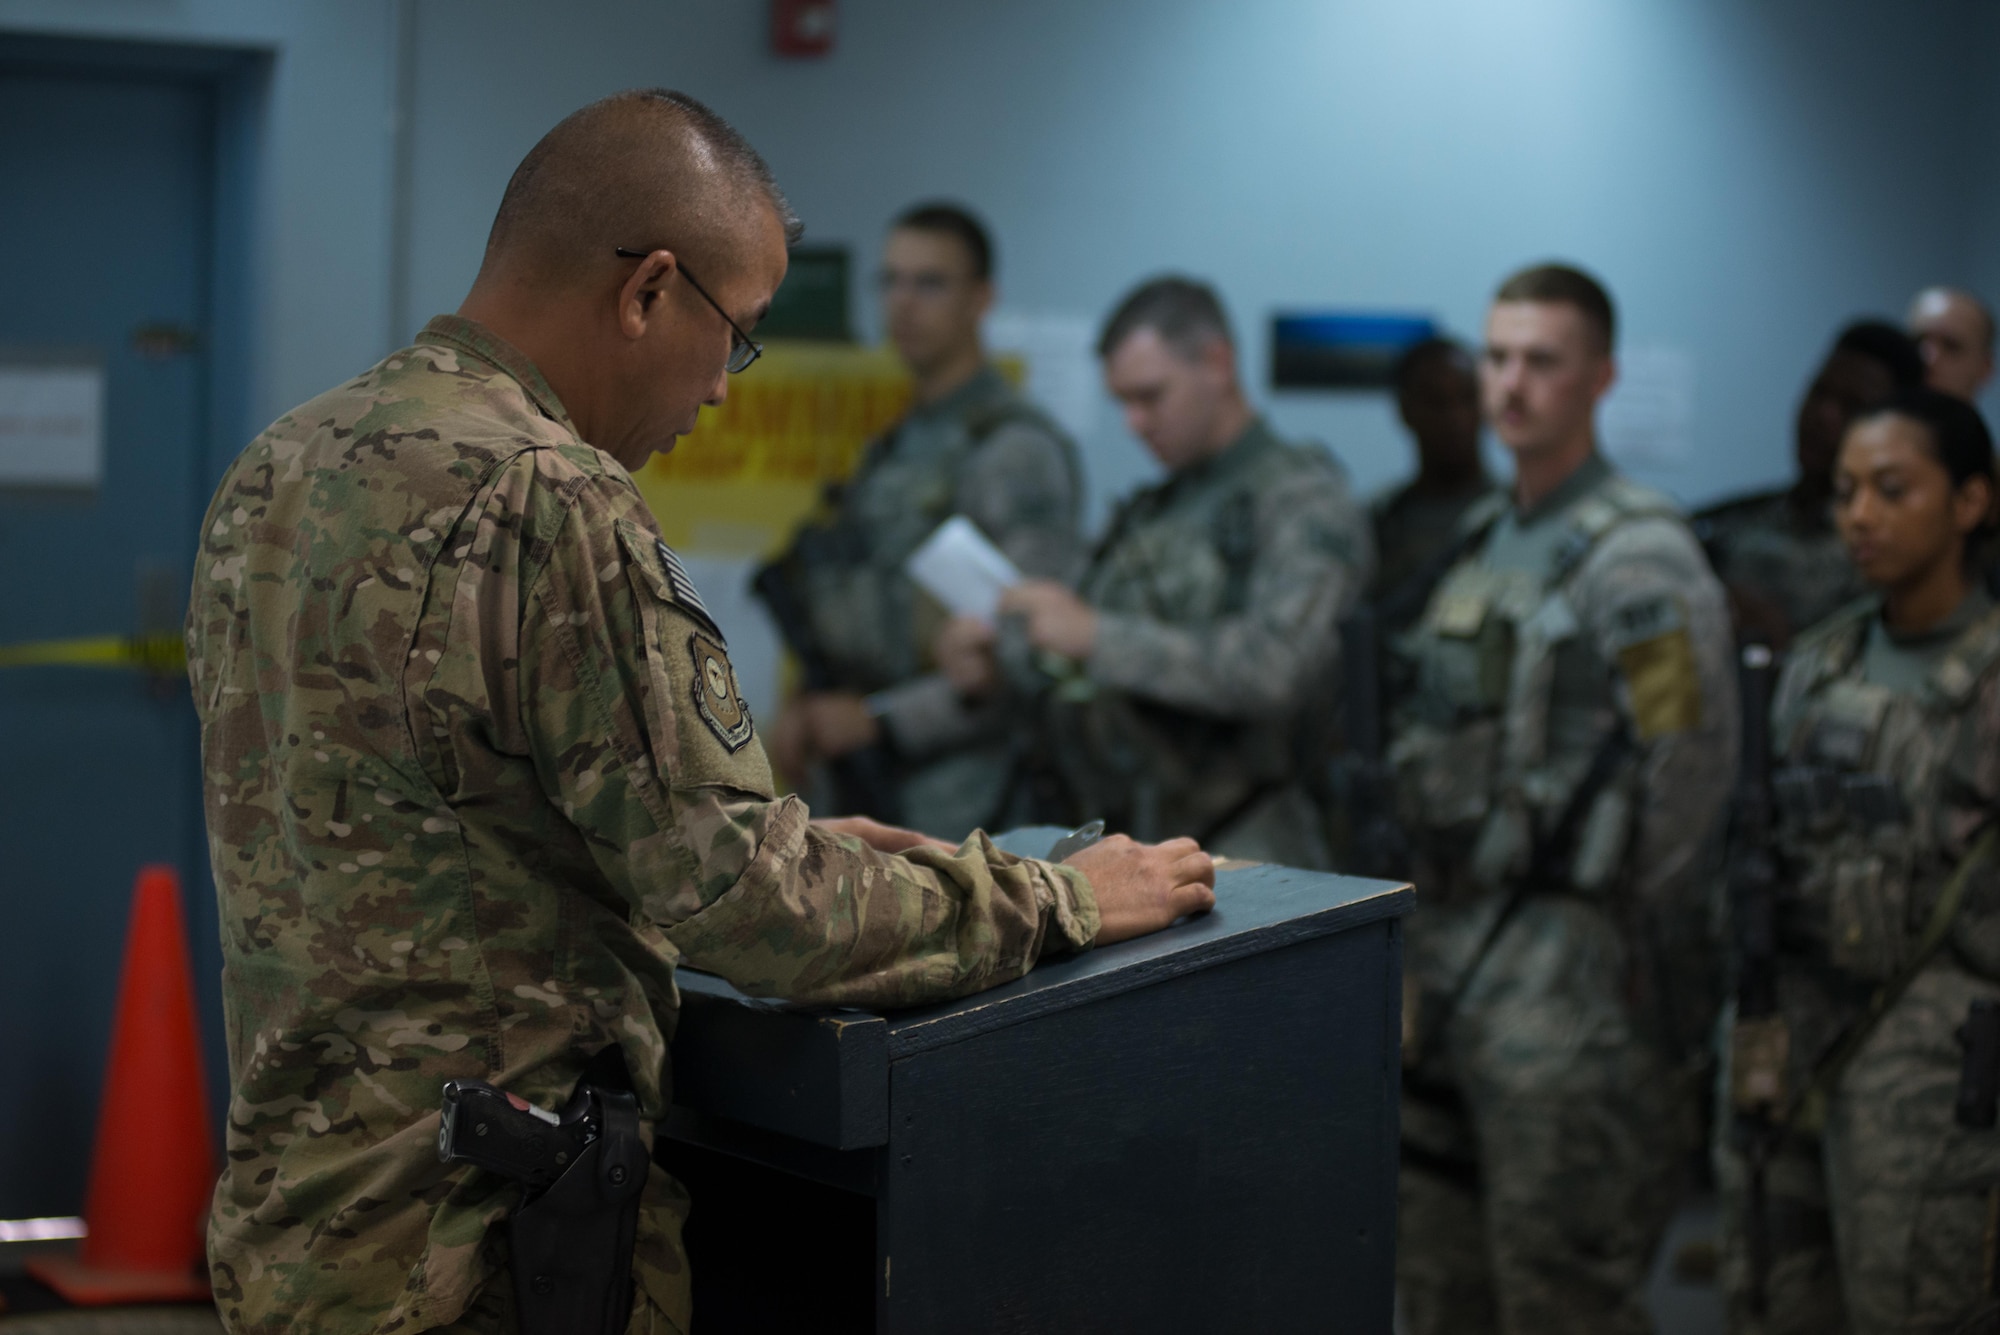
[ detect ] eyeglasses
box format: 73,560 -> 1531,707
614,247 -> 763,373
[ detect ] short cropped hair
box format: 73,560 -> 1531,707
892,202 -> 994,281
1392,336 -> 1475,396
1859,386 -> 1997,491
484,88 -> 802,285
1832,319 -> 1927,392
1493,262 -> 1617,353
1097,276 -> 1234,361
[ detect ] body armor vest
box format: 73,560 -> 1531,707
1771,598 -> 2000,986
1391,477 -> 1679,899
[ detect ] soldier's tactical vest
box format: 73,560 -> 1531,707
796,396 -> 1070,690
1771,599 -> 2000,986
1037,452 -> 1312,842
1390,478 -> 1679,900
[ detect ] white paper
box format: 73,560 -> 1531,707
0,363 -> 104,487
1599,345 -> 1695,468
905,516 -> 1022,620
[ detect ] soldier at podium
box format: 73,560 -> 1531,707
186,91 -> 1214,1335
1388,263 -> 1738,1334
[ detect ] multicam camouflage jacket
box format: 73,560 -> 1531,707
1763,591 -> 2000,1085
185,316 -> 1098,1335
1026,419 -> 1372,864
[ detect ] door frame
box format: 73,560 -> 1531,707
0,31 -> 272,1156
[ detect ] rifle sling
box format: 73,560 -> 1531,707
1410,722 -> 1633,1063
1777,823 -> 1997,1137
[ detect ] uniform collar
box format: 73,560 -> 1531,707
910,362 -> 1012,424
416,315 -> 577,431
1880,584 -> 1996,650
1512,449 -> 1611,527
1172,416 -> 1280,490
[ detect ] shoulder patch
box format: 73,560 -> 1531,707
656,540 -> 715,632
687,630 -> 754,752
615,519 -> 724,641
1618,624 -> 1703,741
1605,594 -> 1688,654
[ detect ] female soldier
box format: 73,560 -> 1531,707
1723,386 -> 2000,1333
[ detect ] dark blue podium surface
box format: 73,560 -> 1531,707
660,834 -> 1412,1334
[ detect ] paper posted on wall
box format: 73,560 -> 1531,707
905,516 -> 1021,621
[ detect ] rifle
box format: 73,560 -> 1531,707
1727,642 -> 1783,1318
751,554 -> 902,825
1329,604 -> 1412,879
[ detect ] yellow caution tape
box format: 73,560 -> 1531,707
0,633 -> 187,672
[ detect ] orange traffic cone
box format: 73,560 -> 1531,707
28,865 -> 216,1304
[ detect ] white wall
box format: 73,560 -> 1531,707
397,0 -> 1990,518
4,0 -> 1991,510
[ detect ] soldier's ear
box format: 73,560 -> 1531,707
618,249 -> 678,342
1953,470 -> 1993,539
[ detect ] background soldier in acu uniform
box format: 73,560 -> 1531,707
1391,263 -> 1739,1334
1696,321 -> 1925,649
185,91 -> 1215,1335
762,203 -> 1082,842
944,276 -> 1371,867
1716,389 -> 2000,1335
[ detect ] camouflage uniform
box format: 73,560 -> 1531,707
1391,452 -> 1739,1334
1696,487 -> 1866,646
185,317 -> 1100,1335
777,365 -> 1081,840
1714,589 -> 2000,1335
1021,419 -> 1371,867
1368,480 -> 1500,628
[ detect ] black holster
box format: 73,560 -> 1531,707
510,1080 -> 649,1335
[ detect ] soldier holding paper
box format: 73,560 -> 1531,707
940,276 -> 1372,866
761,202 -> 1082,839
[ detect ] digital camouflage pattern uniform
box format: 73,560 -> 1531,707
1391,452 -> 1739,1335
1019,419 -> 1371,868
1714,589 -> 2000,1335
1696,487 -> 1866,647
185,317 -> 1100,1335
775,365 -> 1081,840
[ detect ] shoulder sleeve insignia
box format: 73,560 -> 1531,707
656,539 -> 719,638
1612,595 -> 1702,742
688,630 -> 755,752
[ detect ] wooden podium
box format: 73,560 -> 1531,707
658,832 -> 1413,1333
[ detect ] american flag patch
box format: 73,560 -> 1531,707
657,539 -> 720,638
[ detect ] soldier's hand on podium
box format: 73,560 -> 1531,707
1068,835 -> 1217,944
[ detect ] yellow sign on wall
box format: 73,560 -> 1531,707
637,341 -> 911,558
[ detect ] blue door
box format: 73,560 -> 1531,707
0,66 -> 223,1218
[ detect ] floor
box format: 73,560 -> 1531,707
1395,1197 -> 1729,1335
1650,1198 -> 1728,1335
